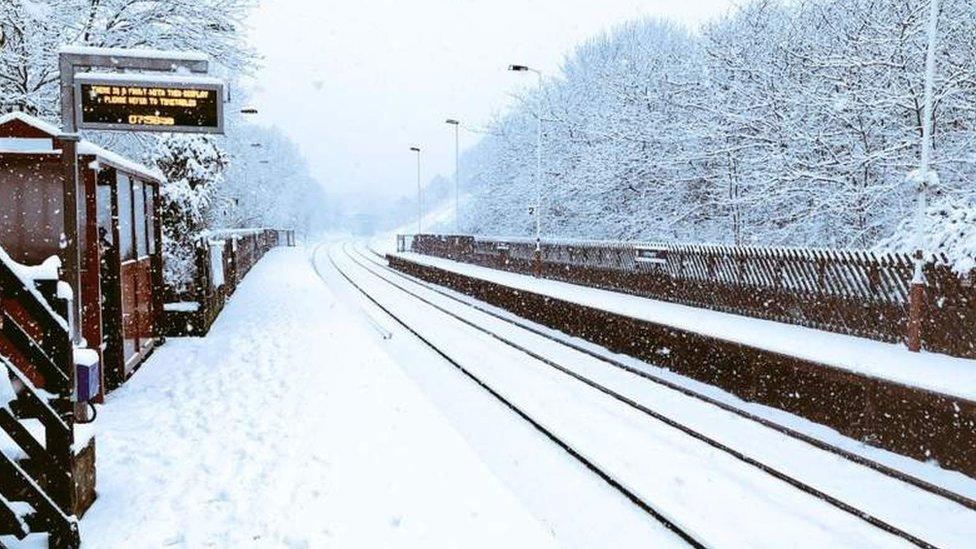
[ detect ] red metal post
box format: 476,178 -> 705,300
907,279 -> 925,353
906,249 -> 927,353
533,245 -> 542,278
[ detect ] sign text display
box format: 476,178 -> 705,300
75,76 -> 224,133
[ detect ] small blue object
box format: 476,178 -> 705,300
76,360 -> 100,402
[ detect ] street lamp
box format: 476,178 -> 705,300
445,119 -> 460,233
907,0 -> 942,352
410,146 -> 422,234
509,64 -> 544,275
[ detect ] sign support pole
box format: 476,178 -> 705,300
58,55 -> 82,345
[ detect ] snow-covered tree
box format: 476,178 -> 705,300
879,196 -> 976,274
459,0 -> 976,256
151,134 -> 228,292
0,0 -> 254,117
215,122 -> 330,237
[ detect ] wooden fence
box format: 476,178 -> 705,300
163,229 -> 295,336
405,234 -> 976,359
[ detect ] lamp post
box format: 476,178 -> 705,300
445,119 -> 460,233
907,0 -> 942,353
410,146 -> 422,234
509,64 -> 544,276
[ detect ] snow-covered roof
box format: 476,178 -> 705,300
58,45 -> 209,62
78,72 -> 224,87
78,141 -> 165,183
0,112 -> 164,184
0,111 -> 63,136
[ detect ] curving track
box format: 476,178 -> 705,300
356,245 -> 976,512
314,241 -> 976,548
320,243 -> 703,547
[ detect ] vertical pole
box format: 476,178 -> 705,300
907,0 -> 941,353
533,71 -> 543,277
454,123 -> 460,234
54,55 -> 83,524
59,54 -> 83,347
415,149 -> 422,235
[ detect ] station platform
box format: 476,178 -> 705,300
78,246 -> 555,548
391,251 -> 976,402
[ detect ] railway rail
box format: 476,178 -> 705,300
320,241 -> 973,547
315,243 -> 704,547
362,246 -> 976,514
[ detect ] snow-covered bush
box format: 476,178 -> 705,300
878,196 -> 976,275
151,135 -> 229,293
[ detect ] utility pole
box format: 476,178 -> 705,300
446,119 -> 460,233
410,146 -> 422,234
907,0 -> 941,353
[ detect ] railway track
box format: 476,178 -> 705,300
358,245 -> 976,514
315,243 -> 705,547
325,242 -> 967,547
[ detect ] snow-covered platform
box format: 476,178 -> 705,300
78,247 -> 556,548
393,251 -> 976,402
387,249 -> 976,479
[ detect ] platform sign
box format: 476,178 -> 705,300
74,74 -> 224,134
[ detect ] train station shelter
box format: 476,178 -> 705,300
0,111 -> 165,396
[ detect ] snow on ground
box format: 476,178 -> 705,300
78,246 -> 557,548
388,264 -> 976,500
317,243 -> 692,548
345,245 -> 976,546
392,250 -> 976,403
329,245 -> 924,547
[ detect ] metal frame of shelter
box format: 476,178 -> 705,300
57,48 -> 213,347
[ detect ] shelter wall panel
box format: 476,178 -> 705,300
119,261 -> 139,362
135,258 -> 154,344
0,156 -> 64,264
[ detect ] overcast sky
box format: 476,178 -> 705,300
245,0 -> 735,201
